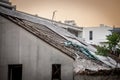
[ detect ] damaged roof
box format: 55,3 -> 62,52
0,5 -> 120,75
1,13 -> 76,60
1,13 -> 100,62
0,6 -> 104,62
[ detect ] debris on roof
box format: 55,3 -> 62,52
73,59 -> 110,74
64,41 -> 98,60
76,68 -> 120,75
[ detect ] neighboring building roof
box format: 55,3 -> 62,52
111,28 -> 120,34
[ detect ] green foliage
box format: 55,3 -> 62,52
96,46 -> 109,56
96,33 -> 120,56
107,33 -> 120,49
107,33 -> 120,43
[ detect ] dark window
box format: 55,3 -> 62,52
89,31 -> 93,40
8,64 -> 22,80
52,64 -> 61,80
68,28 -> 78,37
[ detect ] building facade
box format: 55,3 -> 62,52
83,24 -> 113,45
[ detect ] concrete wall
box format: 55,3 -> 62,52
75,75 -> 120,80
0,15 -> 20,80
83,25 -> 112,45
0,15 -> 74,80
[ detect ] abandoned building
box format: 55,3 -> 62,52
0,0 -> 120,80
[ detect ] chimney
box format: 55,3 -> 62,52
0,0 -> 16,10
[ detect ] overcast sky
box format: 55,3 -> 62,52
10,0 -> 120,27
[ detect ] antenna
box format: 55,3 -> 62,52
52,10 -> 57,20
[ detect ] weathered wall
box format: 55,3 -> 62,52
0,15 -> 74,80
75,75 -> 120,80
0,15 -> 20,80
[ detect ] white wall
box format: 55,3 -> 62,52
0,15 -> 74,80
83,24 -> 112,45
